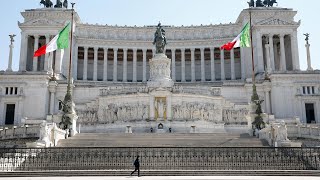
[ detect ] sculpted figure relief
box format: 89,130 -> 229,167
155,99 -> 166,119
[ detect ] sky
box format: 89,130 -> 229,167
0,0 -> 318,71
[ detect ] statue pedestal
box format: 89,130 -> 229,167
147,53 -> 174,89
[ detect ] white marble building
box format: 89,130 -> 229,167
0,6 -> 319,133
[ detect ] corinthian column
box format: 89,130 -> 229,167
93,47 -> 98,81
113,48 -> 118,82
123,48 -> 128,82
220,49 -> 225,81
33,35 -> 39,71
181,48 -> 186,82
230,48 -> 235,80
279,34 -> 287,71
133,48 -> 137,82
142,49 -> 147,82
171,49 -> 176,81
200,48 -> 205,82
191,48 -> 195,82
83,47 -> 88,80
210,48 -> 215,81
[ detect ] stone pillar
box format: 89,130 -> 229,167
33,35 -> 39,72
265,90 -> 271,114
240,47 -> 246,80
200,48 -> 205,82
191,48 -> 196,82
103,48 -> 108,81
142,49 -> 147,82
181,48 -> 186,82
171,49 -> 176,81
220,49 -> 225,80
230,48 -> 235,80
149,96 -> 155,120
113,48 -> 118,82
265,44 -> 272,74
268,34 -> 275,71
257,32 -> 264,73
73,45 -> 78,80
306,43 -> 313,71
133,48 -> 137,82
44,35 -> 50,71
55,49 -> 62,74
210,48 -> 215,81
167,96 -> 172,120
83,47 -> 88,80
292,31 -> 300,70
93,47 -> 98,81
123,48 -> 128,82
279,34 -> 287,71
48,81 -> 58,115
19,32 -> 28,72
6,39 -> 14,72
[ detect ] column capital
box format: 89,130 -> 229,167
94,47 -> 99,51
142,48 -> 147,53
84,46 -> 89,50
200,47 -> 205,51
279,34 -> 285,38
132,48 -> 138,52
190,48 -> 195,52
123,48 -> 128,52
171,48 -> 176,53
210,47 -> 215,51
45,34 -> 50,39
180,48 -> 185,52
113,48 -> 118,51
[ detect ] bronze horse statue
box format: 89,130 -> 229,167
263,0 -> 278,7
153,23 -> 167,54
54,0 -> 62,8
40,0 -> 53,8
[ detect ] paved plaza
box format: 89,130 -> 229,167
0,176 -> 320,180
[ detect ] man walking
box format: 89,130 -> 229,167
130,155 -> 140,177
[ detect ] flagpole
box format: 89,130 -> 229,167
249,10 -> 259,102
67,3 -> 75,94
61,2 -> 77,135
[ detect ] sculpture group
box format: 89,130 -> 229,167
248,0 -> 278,7
40,0 -> 68,8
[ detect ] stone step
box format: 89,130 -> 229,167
58,133 -> 268,147
0,170 -> 319,177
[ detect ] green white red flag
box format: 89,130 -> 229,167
34,23 -> 70,57
220,22 -> 251,51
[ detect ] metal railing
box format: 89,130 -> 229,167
0,147 -> 319,171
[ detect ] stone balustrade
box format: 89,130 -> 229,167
259,122 -> 320,147
0,123 -> 67,148
287,124 -> 320,139
0,125 -> 40,140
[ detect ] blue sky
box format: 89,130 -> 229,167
0,0 -> 318,71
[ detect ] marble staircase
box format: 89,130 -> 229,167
57,133 -> 268,147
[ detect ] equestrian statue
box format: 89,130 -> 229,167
248,0 -> 278,7
153,22 -> 167,54
40,0 -> 68,8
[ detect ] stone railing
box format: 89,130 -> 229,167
259,121 -> 320,147
173,85 -> 221,96
0,122 -> 67,148
287,124 -> 320,140
0,125 -> 39,140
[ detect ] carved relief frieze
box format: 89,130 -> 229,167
172,102 -> 222,122
222,108 -> 249,125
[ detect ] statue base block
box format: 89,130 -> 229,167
147,53 -> 174,88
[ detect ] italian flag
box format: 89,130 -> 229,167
34,23 -> 71,57
220,22 -> 251,51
